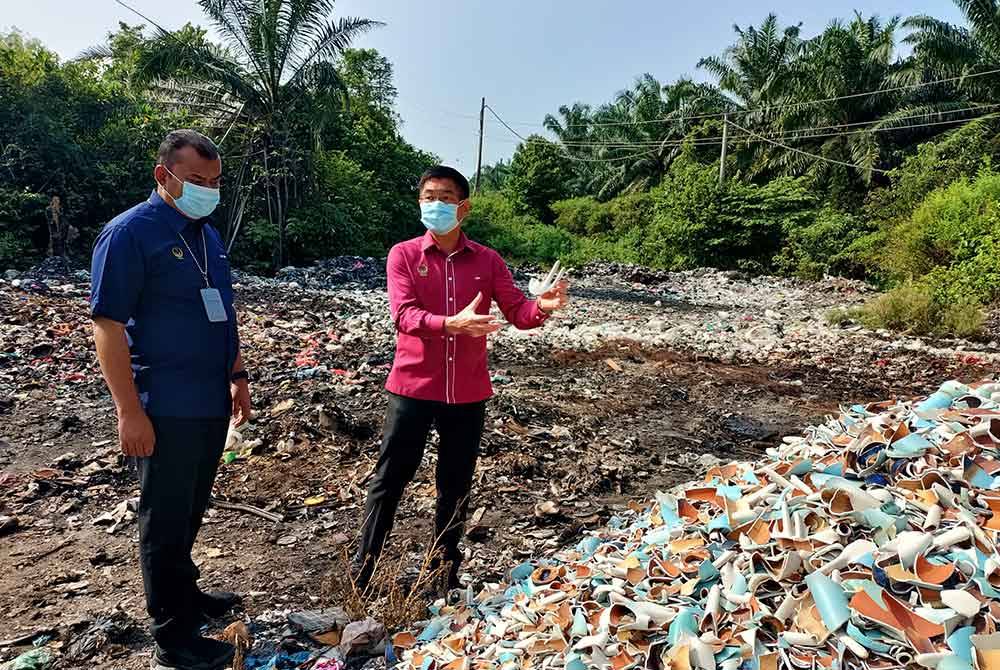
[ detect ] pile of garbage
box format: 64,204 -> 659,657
275,257 -> 386,291
395,379 -> 1000,670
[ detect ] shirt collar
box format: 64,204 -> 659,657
421,229 -> 475,255
148,189 -> 202,234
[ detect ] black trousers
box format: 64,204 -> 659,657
137,416 -> 228,647
357,393 -> 486,581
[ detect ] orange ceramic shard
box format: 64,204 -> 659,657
671,537 -> 706,553
442,660 -> 469,670
610,649 -> 637,670
913,554 -> 956,585
393,632 -> 418,649
685,487 -> 725,508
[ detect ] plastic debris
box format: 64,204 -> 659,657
0,649 -> 52,670
397,379 -> 1000,669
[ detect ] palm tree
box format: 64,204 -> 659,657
697,13 -> 803,115
904,0 -> 1000,100
751,14 -> 904,184
562,74 -> 728,199
90,0 -> 381,266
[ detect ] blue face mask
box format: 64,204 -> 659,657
420,200 -> 463,235
164,166 -> 221,219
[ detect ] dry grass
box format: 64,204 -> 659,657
327,540 -> 451,633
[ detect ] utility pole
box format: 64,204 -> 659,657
719,114 -> 729,186
475,97 -> 485,194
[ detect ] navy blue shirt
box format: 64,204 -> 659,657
90,191 -> 238,418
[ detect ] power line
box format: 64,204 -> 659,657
485,104 -> 1000,151
727,119 -> 890,175
519,67 -> 1000,130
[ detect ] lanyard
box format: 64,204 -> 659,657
177,228 -> 210,287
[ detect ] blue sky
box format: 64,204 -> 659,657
5,0 -> 965,175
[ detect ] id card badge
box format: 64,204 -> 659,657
200,288 -> 229,323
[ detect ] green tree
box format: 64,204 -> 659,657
697,14 -> 802,112
105,0 -> 383,265
504,136 -> 575,224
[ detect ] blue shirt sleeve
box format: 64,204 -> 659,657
90,224 -> 145,324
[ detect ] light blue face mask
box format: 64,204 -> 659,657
420,200 -> 464,235
164,166 -> 221,219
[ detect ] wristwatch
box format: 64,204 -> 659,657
231,370 -> 250,383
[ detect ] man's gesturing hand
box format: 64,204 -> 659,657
445,293 -> 502,338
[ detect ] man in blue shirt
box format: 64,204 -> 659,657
91,129 -> 252,670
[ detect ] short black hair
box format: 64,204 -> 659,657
419,165 -> 470,200
157,129 -> 220,168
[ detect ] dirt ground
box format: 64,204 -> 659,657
0,270 -> 995,669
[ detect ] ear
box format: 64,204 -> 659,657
153,164 -> 169,188
457,199 -> 471,223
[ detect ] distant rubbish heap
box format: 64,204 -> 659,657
393,379 -> 1000,670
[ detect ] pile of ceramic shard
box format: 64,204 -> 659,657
394,379 -> 1000,670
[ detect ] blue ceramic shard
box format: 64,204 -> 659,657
948,626 -> 974,663
806,572 -> 851,632
667,609 -> 700,645
845,622 -> 893,653
886,433 -> 932,458
789,460 -> 814,476
510,562 -> 534,582
417,617 -> 449,642
571,610 -> 589,638
716,484 -> 743,501
917,391 -> 953,412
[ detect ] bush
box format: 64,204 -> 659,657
776,209 -> 873,279
645,155 -> 815,271
866,117 -> 1000,225
552,197 -> 612,235
858,282 -> 985,339
607,192 -> 654,233
285,151 -> 384,264
881,172 -> 1000,282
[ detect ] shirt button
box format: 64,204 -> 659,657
449,297 -> 454,301
449,276 -> 454,281
449,357 -> 454,361
449,337 -> 454,341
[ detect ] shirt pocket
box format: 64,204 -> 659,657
458,271 -> 492,315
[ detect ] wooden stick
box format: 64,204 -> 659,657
211,498 -> 284,523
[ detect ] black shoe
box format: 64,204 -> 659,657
151,636 -> 235,670
197,590 -> 242,619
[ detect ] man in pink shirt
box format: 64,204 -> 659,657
354,166 -> 569,591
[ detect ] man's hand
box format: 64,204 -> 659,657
231,379 -> 251,427
537,280 -> 570,314
119,407 -> 155,457
445,293 -> 502,338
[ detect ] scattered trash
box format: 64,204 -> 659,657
0,515 -> 18,536
0,648 -> 52,670
64,609 -> 134,662
91,499 -> 136,534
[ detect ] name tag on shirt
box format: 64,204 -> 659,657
200,288 -> 228,322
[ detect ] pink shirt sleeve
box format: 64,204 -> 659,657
490,251 -> 549,330
387,245 -> 447,336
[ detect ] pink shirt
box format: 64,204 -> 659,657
385,231 -> 549,404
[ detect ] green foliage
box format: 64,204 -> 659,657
866,118 -> 1000,225
646,155 -> 815,271
552,198 -> 613,235
881,171 -> 1000,281
504,137 -> 574,224
858,283 -> 985,339
285,151 -> 383,263
777,209 -> 874,279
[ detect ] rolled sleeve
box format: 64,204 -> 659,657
90,224 -> 144,324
